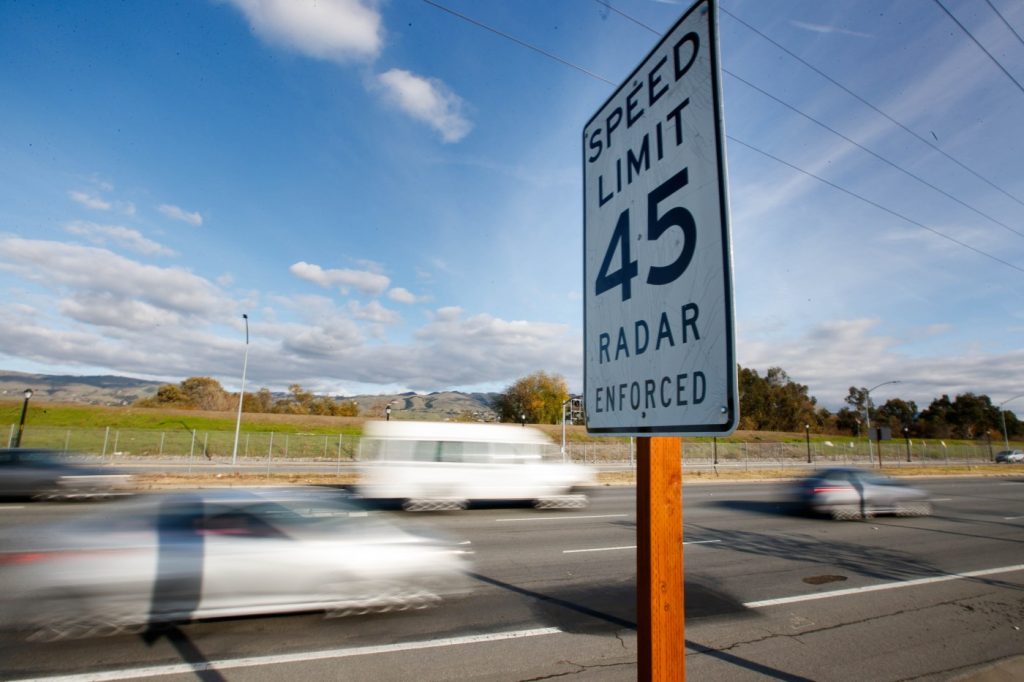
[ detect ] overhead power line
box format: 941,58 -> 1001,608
983,0 -> 1024,50
725,70 -> 1024,239
422,0 -> 1024,276
727,135 -> 1024,275
719,6 -> 1024,210
420,0 -> 614,85
933,0 -> 1024,96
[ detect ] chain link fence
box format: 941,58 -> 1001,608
6,425 -> 1010,473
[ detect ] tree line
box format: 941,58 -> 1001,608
136,369 -> 1023,441
135,377 -> 359,416
493,367 -> 1022,440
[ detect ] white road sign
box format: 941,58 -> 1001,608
583,0 -> 737,435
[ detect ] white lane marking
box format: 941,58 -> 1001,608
564,545 -> 635,554
563,539 -> 720,554
496,514 -> 629,523
744,563 -> 1024,609
1004,515 -> 1024,520
11,627 -> 563,682
930,498 -> 953,502
0,505 -> 26,510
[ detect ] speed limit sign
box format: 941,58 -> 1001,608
583,0 -> 737,435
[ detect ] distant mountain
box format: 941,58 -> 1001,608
0,370 -> 499,419
345,390 -> 499,421
0,370 -> 164,406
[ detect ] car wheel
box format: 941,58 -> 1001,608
830,505 -> 862,521
897,501 -> 932,517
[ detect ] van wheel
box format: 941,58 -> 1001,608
402,499 -> 467,512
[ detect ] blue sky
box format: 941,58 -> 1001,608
1,0 -> 1022,412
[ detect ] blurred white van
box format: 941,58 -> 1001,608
357,421 -> 595,511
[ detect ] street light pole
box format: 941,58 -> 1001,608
904,426 -> 911,462
805,424 -> 811,463
231,314 -> 249,468
998,393 -> 1024,450
13,388 -> 33,448
864,380 -> 901,468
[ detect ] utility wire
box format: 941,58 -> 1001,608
597,0 -> 1024,238
983,0 -> 1024,49
728,135 -> 1024,275
420,0 -> 614,85
933,0 -> 1024,96
592,0 -> 660,34
717,6 -> 1024,210
725,70 -> 1024,239
422,0 -> 1024,275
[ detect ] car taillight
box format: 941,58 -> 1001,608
0,551 -> 55,565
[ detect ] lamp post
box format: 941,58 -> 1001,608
998,393 -> 1024,450
805,424 -> 811,463
231,314 -> 249,468
903,426 -> 911,462
864,380 -> 901,467
521,413 -> 526,427
13,388 -> 33,448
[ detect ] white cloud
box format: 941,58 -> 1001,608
68,190 -> 111,211
223,0 -> 382,62
347,299 -> 400,324
0,237 -> 226,319
790,21 -> 871,39
158,204 -> 203,226
289,261 -> 390,296
65,221 -> 175,256
387,287 -> 419,304
739,318 -> 1024,410
375,69 -> 472,143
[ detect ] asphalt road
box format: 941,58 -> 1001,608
1,476 -> 1022,681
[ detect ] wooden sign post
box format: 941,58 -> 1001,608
636,436 -> 684,680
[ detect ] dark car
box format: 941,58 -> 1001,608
0,448 -> 133,500
792,467 -> 932,520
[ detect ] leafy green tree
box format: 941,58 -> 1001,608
876,398 -> 918,434
493,371 -> 569,424
737,366 -> 819,431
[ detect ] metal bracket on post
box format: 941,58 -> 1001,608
636,436 -> 685,680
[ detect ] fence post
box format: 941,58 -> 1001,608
323,434 -> 328,458
159,432 -> 165,456
268,432 -> 274,459
285,434 -> 289,458
203,433 -> 208,461
267,440 -> 273,477
7,424 -> 14,448
245,433 -> 249,457
102,426 -> 110,458
64,430 -> 71,455
337,434 -> 343,474
112,430 -> 120,458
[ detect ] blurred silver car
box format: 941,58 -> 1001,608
0,487 -> 471,640
0,448 -> 133,500
994,449 -> 1024,463
792,467 -> 932,520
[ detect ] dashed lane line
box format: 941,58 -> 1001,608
744,563 -> 1024,609
563,539 -> 721,554
11,627 -> 564,682
496,513 -> 629,522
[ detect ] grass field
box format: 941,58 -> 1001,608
5,399 -> 1017,451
